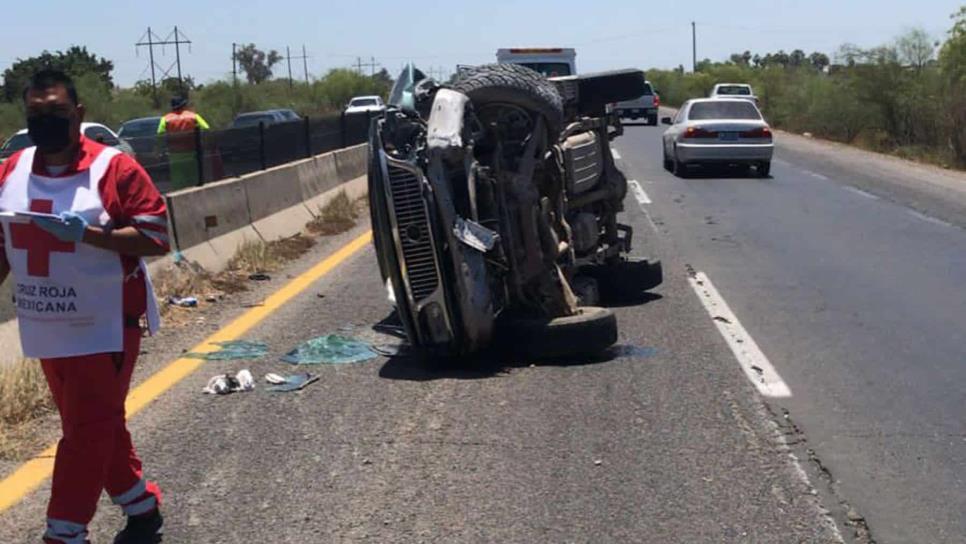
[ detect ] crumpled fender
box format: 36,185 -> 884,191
425,89 -> 495,353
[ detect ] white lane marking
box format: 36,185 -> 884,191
907,209 -> 954,228
843,186 -> 879,200
627,180 -> 652,205
687,272 -> 792,399
808,171 -> 830,181
611,148 -> 622,160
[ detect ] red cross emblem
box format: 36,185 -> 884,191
9,200 -> 75,277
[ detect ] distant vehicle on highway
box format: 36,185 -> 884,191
229,110 -> 290,130
343,96 -> 386,115
269,108 -> 302,122
710,83 -> 758,104
610,80 -> 660,125
0,123 -> 134,163
661,98 -> 774,177
496,47 -> 577,76
118,116 -> 164,165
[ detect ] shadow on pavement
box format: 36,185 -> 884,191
679,164 -> 770,180
377,342 -> 632,382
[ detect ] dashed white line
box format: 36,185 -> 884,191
808,171 -> 830,181
843,186 -> 879,200
907,209 -> 954,228
611,148 -> 622,160
687,271 -> 792,399
627,180 -> 652,205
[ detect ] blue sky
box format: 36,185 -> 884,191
2,0 -> 962,86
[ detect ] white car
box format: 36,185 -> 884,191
661,98 -> 774,177
709,83 -> 758,104
344,96 -> 386,115
0,122 -> 135,163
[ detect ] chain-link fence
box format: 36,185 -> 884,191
121,110 -> 376,194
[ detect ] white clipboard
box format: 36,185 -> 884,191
0,211 -> 63,223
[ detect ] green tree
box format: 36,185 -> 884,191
1,46 -> 113,102
809,52 -> 831,71
789,49 -> 807,67
233,44 -> 283,84
939,7 -> 966,164
896,28 -> 935,70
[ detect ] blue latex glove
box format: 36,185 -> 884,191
33,211 -> 89,243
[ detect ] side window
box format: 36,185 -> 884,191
673,106 -> 686,124
85,126 -> 119,146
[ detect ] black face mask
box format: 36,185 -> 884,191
27,114 -> 72,153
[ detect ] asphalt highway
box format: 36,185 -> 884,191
1,121 -> 963,543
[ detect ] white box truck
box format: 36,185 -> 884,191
496,48 -> 577,77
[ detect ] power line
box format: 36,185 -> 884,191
135,26 -> 192,101
355,56 -> 380,76
282,46 -> 311,86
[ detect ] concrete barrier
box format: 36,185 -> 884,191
335,144 -> 368,182
165,142 -> 368,271
165,176 -> 260,271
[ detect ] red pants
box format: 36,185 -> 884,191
40,328 -> 161,543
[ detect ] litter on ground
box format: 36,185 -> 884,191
281,335 -> 376,365
264,372 -> 320,392
185,340 -> 270,361
202,369 -> 255,395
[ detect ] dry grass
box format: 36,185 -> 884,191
0,358 -> 53,459
307,190 -> 361,235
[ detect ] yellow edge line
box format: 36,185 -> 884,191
0,230 -> 373,514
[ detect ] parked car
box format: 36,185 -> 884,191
343,96 -> 386,115
710,83 -> 758,104
661,98 -> 774,177
230,110 -> 290,129
0,123 -> 135,163
118,116 -> 164,164
269,109 -> 302,122
609,80 -> 660,124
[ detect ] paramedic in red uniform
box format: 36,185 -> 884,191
0,70 -> 168,543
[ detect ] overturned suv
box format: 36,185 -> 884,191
369,64 -> 662,359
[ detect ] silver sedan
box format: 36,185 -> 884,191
661,98 -> 774,177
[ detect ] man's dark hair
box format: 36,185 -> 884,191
22,69 -> 80,105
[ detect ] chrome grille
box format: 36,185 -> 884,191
387,163 -> 440,302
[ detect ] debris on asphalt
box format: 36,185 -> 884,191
168,296 -> 198,308
611,345 -> 659,358
264,372 -> 320,392
751,365 -> 764,375
594,459 -> 603,466
202,369 -> 255,395
713,316 -> 732,324
281,335 -> 376,365
205,294 -> 221,303
185,340 -> 269,361
248,273 -> 272,281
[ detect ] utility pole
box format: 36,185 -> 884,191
355,56 -> 379,76
137,26 -> 192,97
232,42 -> 238,86
281,47 -> 310,86
302,45 -> 310,83
286,46 -> 294,88
134,27 -> 161,107
692,21 -> 697,73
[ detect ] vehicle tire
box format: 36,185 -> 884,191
452,63 -> 565,135
672,146 -> 688,178
662,147 -> 673,171
758,161 -> 771,178
648,114 -> 658,126
498,306 -> 618,360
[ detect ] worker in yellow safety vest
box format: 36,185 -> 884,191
157,96 -> 210,190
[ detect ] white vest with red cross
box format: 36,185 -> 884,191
0,146 -> 160,359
